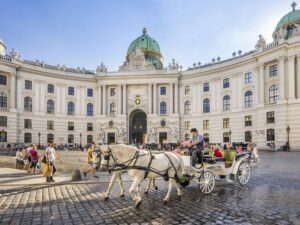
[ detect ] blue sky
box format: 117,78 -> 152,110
0,0 -> 292,71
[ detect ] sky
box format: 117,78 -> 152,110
0,0 -> 293,71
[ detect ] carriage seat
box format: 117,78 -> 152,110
221,150 -> 237,168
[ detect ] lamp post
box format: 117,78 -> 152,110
229,130 -> 232,143
286,126 -> 291,151
0,129 -> 5,151
79,133 -> 82,150
38,132 -> 41,149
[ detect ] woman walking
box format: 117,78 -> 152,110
28,144 -> 38,173
45,140 -> 63,182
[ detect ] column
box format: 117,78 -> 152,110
117,85 -> 122,114
75,86 -> 80,116
288,55 -> 296,99
174,83 -> 178,113
148,84 -> 152,114
16,75 -> 22,111
192,83 -> 197,113
259,64 -> 265,104
236,76 -> 242,109
39,81 -> 45,113
278,56 -> 286,101
102,85 -> 106,115
254,67 -> 260,106
34,80 -> 40,112
211,79 -> 217,112
9,74 -> 16,110
122,84 -> 127,114
153,83 -> 157,114
197,82 -> 202,113
95,86 -> 100,115
215,78 -> 221,112
56,85 -> 61,114
169,83 -> 173,114
80,86 -> 85,115
61,85 -> 66,114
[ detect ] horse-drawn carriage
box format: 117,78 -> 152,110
181,149 -> 251,194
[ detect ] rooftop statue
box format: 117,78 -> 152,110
255,34 -> 266,49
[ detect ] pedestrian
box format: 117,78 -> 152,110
15,149 -> 24,169
252,143 -> 259,162
45,140 -> 63,182
83,143 -> 98,179
28,144 -> 38,173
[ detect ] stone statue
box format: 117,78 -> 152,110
99,129 -> 106,143
255,34 -> 266,49
149,127 -> 157,143
291,23 -> 300,37
96,62 -> 107,73
168,59 -> 180,71
119,49 -> 156,71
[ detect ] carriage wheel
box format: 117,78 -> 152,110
198,171 -> 215,194
237,161 -> 251,186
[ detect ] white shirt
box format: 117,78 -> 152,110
46,147 -> 56,162
16,151 -> 23,160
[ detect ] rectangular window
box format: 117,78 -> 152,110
203,120 -> 210,130
267,129 -> 275,141
223,132 -> 230,142
47,120 -> 54,130
87,123 -> 93,131
266,111 -> 275,123
203,82 -> 209,92
245,115 -> 252,126
24,119 -> 32,129
68,87 -> 74,96
0,75 -> 7,85
160,86 -> 166,95
223,118 -> 230,128
48,84 -> 54,93
184,85 -> 190,95
245,131 -> 252,142
87,88 -> 93,97
184,121 -> 190,131
68,122 -> 74,131
110,88 -> 116,96
223,78 -> 230,88
0,116 -> 7,126
269,65 -> 278,77
24,133 -> 32,143
245,72 -> 252,84
25,80 -> 32,90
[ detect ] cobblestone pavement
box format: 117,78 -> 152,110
0,152 -> 300,225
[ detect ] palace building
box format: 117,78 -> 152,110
0,5 -> 300,150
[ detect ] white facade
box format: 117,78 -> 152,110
1,7 -> 300,150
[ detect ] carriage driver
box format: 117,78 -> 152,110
188,128 -> 205,167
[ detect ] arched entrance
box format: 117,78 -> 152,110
129,109 -> 147,144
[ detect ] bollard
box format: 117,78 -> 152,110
71,168 -> 82,181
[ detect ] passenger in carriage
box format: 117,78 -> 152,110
188,128 -> 204,167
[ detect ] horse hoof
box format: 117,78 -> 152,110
120,194 -> 125,198
144,191 -> 148,195
163,200 -> 168,205
154,186 -> 158,190
135,201 -> 142,209
104,196 -> 109,201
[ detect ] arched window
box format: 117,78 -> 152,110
87,135 -> 93,144
160,101 -> 167,115
47,100 -> 55,114
24,133 -> 32,143
24,97 -> 32,112
223,95 -> 230,111
110,103 -> 116,116
0,92 -> 7,109
67,102 -> 75,115
68,134 -> 74,143
47,134 -> 54,143
203,98 -> 210,113
184,101 -> 191,115
87,103 -> 93,116
244,91 -> 253,108
269,85 -> 279,103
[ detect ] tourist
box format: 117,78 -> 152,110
45,140 -> 63,182
252,143 -> 259,163
83,143 -> 98,179
28,144 -> 38,173
15,149 -> 24,169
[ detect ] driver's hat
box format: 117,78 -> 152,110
190,128 -> 198,133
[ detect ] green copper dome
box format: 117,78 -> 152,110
275,3 -> 300,30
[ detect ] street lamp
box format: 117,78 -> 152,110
38,132 -> 41,149
0,129 -> 5,151
286,126 -> 291,151
79,133 -> 82,149
229,130 -> 232,143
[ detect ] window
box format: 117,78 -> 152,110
68,122 -> 74,131
203,120 -> 209,130
160,101 -> 167,115
110,103 -> 116,116
0,130 -> 7,142
223,132 -> 230,142
68,87 -> 74,96
24,97 -> 32,112
184,101 -> 191,115
110,88 -> 116,96
184,85 -> 190,95
0,92 -> 7,109
223,118 -> 230,128
24,119 -> 32,129
223,78 -> 230,88
203,133 -> 209,143
245,131 -> 252,142
25,80 -> 32,90
47,134 -> 54,143
267,129 -> 275,141
87,135 -> 93,144
47,100 -> 55,114
67,102 -> 75,115
203,82 -> 209,92
47,120 -> 54,130
24,133 -> 32,143
87,103 -> 93,116
48,84 -> 54,93
245,72 -> 252,84
160,87 -> 166,95
203,98 -> 210,113
244,91 -> 253,108
0,116 -> 7,127
269,65 -> 277,77
0,75 -> 7,85
223,95 -> 230,111
87,123 -> 93,131
68,134 -> 74,143
87,88 -> 93,97
266,111 -> 275,123
245,115 -> 252,126
184,121 -> 190,131
269,85 -> 279,103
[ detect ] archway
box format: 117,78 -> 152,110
129,109 -> 147,144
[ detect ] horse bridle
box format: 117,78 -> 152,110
101,146 -> 117,168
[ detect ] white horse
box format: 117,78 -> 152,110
100,144 -> 185,208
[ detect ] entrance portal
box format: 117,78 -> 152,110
159,132 -> 167,144
107,133 -> 115,144
129,109 -> 147,144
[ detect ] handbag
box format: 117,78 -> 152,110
42,163 -> 52,177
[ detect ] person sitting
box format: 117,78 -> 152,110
188,128 -> 204,167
